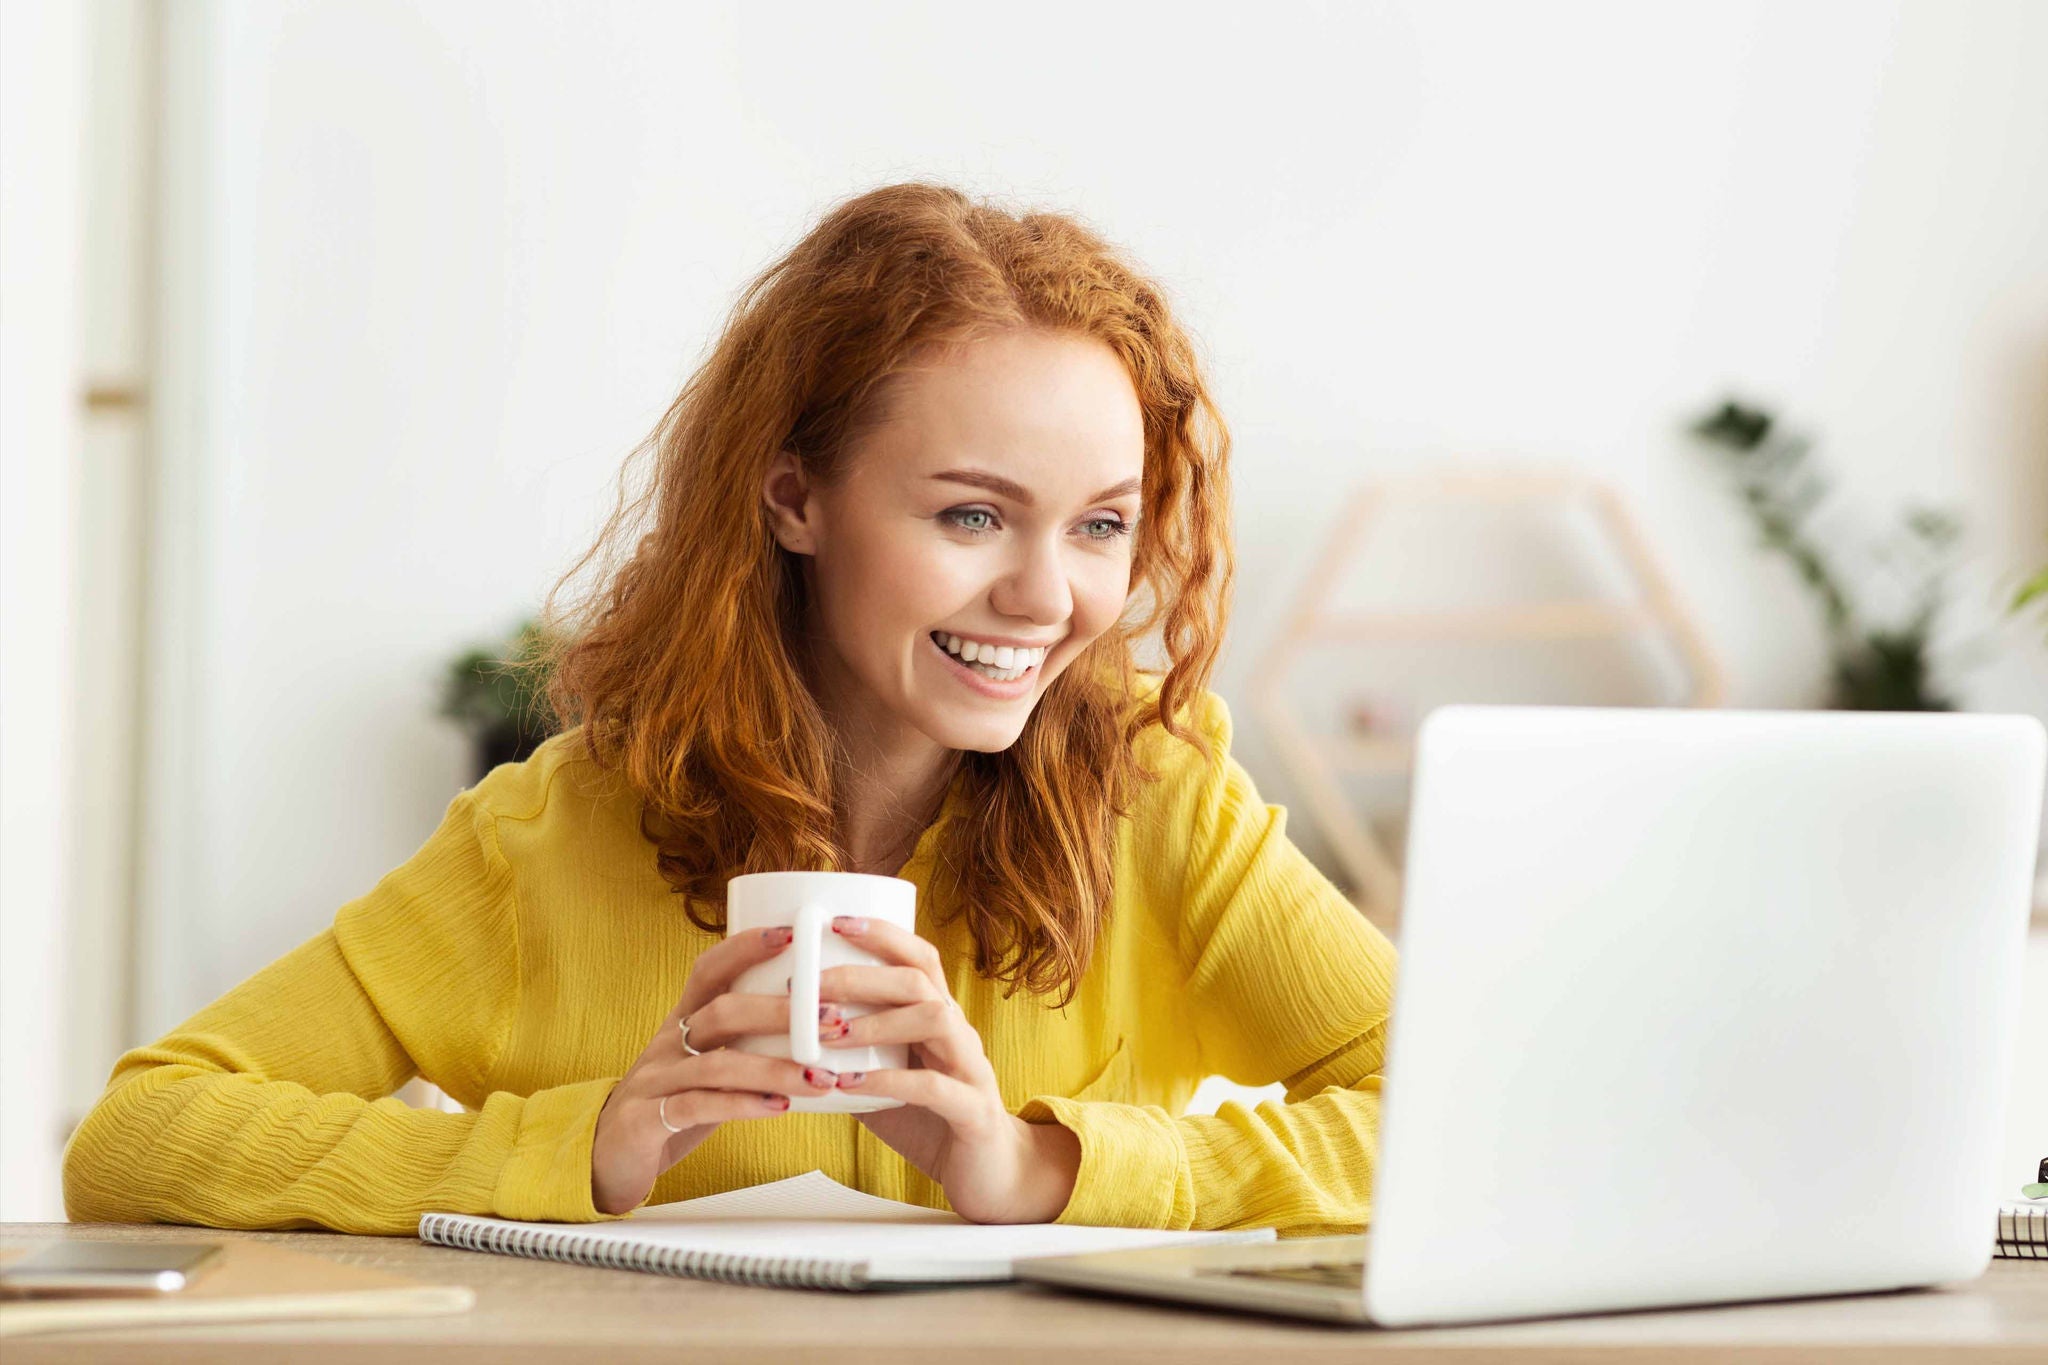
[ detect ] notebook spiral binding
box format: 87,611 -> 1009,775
1997,1204 -> 2046,1261
418,1214 -> 871,1290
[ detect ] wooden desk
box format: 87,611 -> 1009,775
6,1223 -> 2044,1363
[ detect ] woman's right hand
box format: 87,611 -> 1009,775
590,924 -> 843,1215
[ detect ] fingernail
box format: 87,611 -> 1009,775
803,1067 -> 838,1088
821,1020 -> 850,1040
763,926 -> 793,946
818,1004 -> 841,1023
832,916 -> 868,935
836,1071 -> 866,1088
761,1093 -> 789,1110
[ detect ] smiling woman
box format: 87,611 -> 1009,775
759,328 -> 1147,772
61,183 -> 1397,1237
540,184 -> 1237,1006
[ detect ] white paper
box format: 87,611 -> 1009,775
424,1170 -> 1276,1283
629,1170 -> 964,1225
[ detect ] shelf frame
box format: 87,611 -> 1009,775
1246,468 -> 1730,928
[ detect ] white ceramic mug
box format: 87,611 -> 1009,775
724,871 -> 917,1114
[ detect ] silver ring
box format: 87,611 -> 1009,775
658,1093 -> 685,1135
678,1012 -> 703,1056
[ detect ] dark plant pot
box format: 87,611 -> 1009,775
472,721 -> 550,785
1827,634 -> 1955,712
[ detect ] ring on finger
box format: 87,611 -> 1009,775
658,1093 -> 685,1135
678,1012 -> 704,1057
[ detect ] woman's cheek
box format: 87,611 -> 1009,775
1074,562 -> 1132,640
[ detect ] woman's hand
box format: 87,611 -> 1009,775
823,916 -> 1082,1224
590,926 -> 848,1216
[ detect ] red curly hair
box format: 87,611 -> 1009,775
538,182 -> 1234,1006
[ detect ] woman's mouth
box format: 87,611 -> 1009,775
927,631 -> 1048,695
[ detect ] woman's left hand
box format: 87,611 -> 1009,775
816,915 -> 1080,1224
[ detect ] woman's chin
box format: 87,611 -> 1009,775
924,713 -> 1031,755
908,693 -> 1036,754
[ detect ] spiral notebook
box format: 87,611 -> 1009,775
419,1170 -> 1277,1290
1996,1201 -> 2046,1260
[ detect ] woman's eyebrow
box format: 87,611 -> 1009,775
931,468 -> 1142,506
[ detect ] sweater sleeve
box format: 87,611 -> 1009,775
60,786 -> 630,1233
1016,691 -> 1398,1235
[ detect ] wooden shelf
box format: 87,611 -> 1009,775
1248,469 -> 1728,929
1306,601 -> 1665,642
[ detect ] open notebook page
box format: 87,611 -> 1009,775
632,1170 -> 966,1224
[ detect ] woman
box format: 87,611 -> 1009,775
62,183 -> 1397,1234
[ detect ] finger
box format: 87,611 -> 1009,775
819,998 -> 957,1052
676,926 -> 795,1017
830,917 -> 944,979
818,963 -> 942,1008
831,1065 -> 986,1126
680,992 -> 816,1052
655,1088 -> 793,1130
827,999 -> 984,1076
650,1046 -> 841,1099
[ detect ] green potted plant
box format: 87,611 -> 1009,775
439,617 -> 560,783
1689,398 -> 1970,711
2011,562 -> 2048,643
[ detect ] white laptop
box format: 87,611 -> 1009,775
1016,705 -> 2046,1327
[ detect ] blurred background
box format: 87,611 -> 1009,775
4,0 -> 2044,1221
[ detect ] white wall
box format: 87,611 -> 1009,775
121,0 -> 2048,1198
0,0 -> 86,1221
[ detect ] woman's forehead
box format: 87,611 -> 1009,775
853,332 -> 1144,494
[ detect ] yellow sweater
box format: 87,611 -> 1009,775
62,690 -> 1397,1236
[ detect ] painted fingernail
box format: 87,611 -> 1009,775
821,1020 -> 850,1040
831,916 -> 868,934
803,1067 -> 838,1088
762,1093 -> 789,1110
818,1004 -> 840,1021
836,1071 -> 866,1088
762,926 -> 793,946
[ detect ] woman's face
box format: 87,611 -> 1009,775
763,328 -> 1145,756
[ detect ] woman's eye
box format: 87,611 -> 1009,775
942,507 -> 998,534
1079,516 -> 1131,541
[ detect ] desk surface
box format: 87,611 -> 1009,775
5,1222 -> 2045,1363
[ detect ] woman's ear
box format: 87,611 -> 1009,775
761,449 -> 819,555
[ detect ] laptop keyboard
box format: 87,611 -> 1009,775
1199,1258 -> 1367,1289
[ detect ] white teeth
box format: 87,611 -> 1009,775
932,632 -> 1048,683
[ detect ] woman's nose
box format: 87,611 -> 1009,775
990,536 -> 1072,626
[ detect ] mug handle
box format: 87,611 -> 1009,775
787,901 -> 832,1066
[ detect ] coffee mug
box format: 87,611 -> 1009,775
725,871 -> 916,1113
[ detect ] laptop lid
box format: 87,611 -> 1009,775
1363,705 -> 2044,1328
